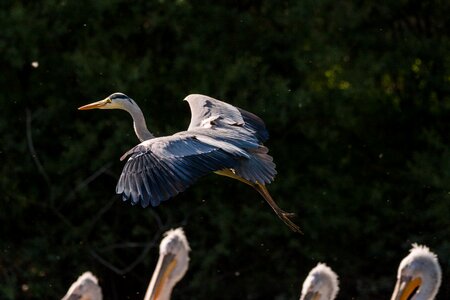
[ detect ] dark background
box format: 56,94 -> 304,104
1,1 -> 449,299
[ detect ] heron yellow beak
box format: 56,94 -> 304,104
78,98 -> 111,110
145,253 -> 178,300
302,291 -> 321,300
391,276 -> 421,300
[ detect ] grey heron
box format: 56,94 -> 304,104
390,243 -> 442,300
144,228 -> 190,300
78,93 -> 300,232
61,271 -> 103,300
300,263 -> 339,300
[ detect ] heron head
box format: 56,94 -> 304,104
78,92 -> 136,111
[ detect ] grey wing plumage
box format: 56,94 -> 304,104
185,94 -> 275,184
188,129 -> 276,184
232,146 -> 276,184
116,133 -> 245,207
237,107 -> 269,142
185,94 -> 269,143
190,129 -> 276,184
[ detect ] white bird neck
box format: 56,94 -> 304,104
123,102 -> 154,142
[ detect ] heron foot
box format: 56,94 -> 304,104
250,182 -> 303,234
277,211 -> 302,234
282,212 -> 296,218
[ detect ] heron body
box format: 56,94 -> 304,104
300,263 -> 339,300
390,243 -> 442,300
144,228 -> 190,300
79,93 -> 300,232
61,271 -> 103,300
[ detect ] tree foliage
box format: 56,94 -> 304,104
1,1 -> 449,299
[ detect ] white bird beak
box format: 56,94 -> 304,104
78,98 -> 111,110
145,253 -> 178,300
391,276 -> 422,300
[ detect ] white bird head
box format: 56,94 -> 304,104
144,228 -> 191,300
391,243 -> 442,300
61,271 -> 102,300
300,263 -> 339,300
78,92 -> 137,111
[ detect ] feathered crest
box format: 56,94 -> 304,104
409,243 -> 438,261
161,227 -> 191,254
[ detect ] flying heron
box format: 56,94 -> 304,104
144,228 -> 190,300
78,93 -> 300,232
61,271 -> 103,300
390,243 -> 442,300
300,263 -> 339,300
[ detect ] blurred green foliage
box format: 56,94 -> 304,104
1,0 -> 449,299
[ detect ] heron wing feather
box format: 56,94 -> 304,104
185,94 -> 269,142
185,94 -> 244,130
232,146 -> 277,184
116,134 -> 243,207
237,108 -> 269,142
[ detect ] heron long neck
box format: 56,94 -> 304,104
125,103 -> 154,142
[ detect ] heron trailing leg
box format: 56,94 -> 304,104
215,169 -> 302,233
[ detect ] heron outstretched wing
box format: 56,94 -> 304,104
185,94 -> 269,142
116,132 -> 247,207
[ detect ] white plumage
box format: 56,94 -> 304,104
61,271 -> 102,300
391,243 -> 442,300
144,228 -> 191,300
300,263 -> 339,300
